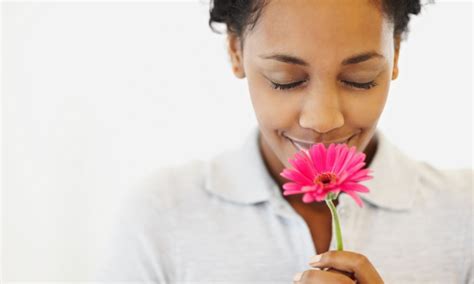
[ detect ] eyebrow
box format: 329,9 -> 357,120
259,51 -> 384,66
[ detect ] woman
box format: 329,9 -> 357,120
94,0 -> 473,283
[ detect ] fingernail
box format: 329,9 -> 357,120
309,254 -> 322,264
293,271 -> 304,282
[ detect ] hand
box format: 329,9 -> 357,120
293,267 -> 356,284
293,250 -> 384,284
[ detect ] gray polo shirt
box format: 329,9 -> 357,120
94,126 -> 473,283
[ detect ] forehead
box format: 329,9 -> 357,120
245,0 -> 393,63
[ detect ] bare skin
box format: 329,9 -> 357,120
226,0 -> 396,282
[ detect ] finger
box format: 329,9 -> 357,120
308,250 -> 362,273
325,267 -> 357,280
293,269 -> 321,283
293,269 -> 356,284
308,250 -> 383,284
293,270 -> 306,283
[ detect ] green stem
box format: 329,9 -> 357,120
325,198 -> 344,251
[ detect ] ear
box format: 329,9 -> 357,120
227,33 -> 246,79
392,35 -> 401,80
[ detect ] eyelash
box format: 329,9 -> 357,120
270,79 -> 377,91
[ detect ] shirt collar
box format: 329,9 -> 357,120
203,126 -> 274,205
203,126 -> 419,211
358,130 -> 420,211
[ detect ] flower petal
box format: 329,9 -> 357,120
314,192 -> 327,202
288,152 -> 316,181
336,146 -> 357,176
347,152 -> 366,169
341,182 -> 370,193
344,190 -> 364,208
350,176 -> 374,182
301,185 -> 317,192
331,144 -> 348,173
282,190 -> 303,196
348,168 -> 373,182
339,162 -> 366,183
282,182 -> 302,191
302,193 -> 315,203
280,168 -> 313,184
309,144 -> 326,173
326,144 -> 337,170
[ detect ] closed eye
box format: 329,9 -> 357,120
270,80 -> 377,91
270,79 -> 308,90
341,80 -> 378,90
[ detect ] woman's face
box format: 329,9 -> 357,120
227,0 -> 401,187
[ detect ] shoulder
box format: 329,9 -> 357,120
94,160 -> 208,281
416,161 -> 472,194
121,159 -> 208,215
414,161 -> 472,210
414,163 -> 473,281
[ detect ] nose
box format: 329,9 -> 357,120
299,86 -> 344,133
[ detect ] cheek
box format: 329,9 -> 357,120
343,82 -> 390,151
247,77 -> 299,129
343,83 -> 389,127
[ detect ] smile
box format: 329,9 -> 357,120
285,135 -> 354,152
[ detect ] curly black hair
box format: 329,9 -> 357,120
208,0 -> 434,44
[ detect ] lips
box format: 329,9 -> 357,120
285,134 -> 353,152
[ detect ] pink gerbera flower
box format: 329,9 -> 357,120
280,143 -> 373,207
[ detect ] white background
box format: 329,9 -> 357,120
2,0 -> 472,281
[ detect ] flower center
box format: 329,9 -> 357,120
314,172 -> 338,187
